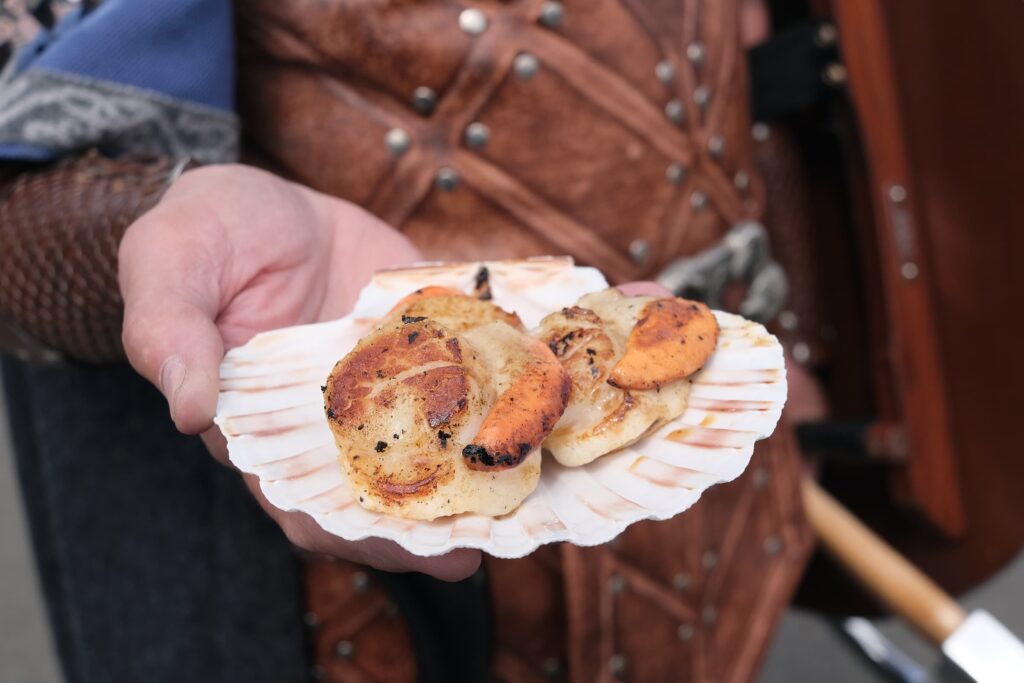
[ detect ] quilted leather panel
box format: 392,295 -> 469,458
240,1 -> 473,105
552,0 -> 666,104
402,182 -> 562,262
237,0 -> 760,283
471,67 -> 677,257
238,63 -> 397,206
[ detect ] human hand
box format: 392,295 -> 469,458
119,164 -> 480,580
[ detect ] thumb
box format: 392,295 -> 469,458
119,199 -> 227,434
122,295 -> 225,434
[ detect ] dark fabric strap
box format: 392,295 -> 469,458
748,20 -> 844,122
1,356 -> 310,682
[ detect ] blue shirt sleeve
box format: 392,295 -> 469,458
0,0 -> 238,163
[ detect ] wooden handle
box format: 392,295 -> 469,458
801,479 -> 966,644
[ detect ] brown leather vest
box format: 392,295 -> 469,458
235,2 -> 807,681
236,0 -> 765,284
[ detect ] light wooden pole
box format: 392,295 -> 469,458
801,478 -> 966,645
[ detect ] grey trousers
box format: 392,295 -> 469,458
2,357 -> 309,683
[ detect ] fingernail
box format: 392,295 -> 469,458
159,355 -> 186,419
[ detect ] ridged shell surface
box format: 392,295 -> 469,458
215,258 -> 787,558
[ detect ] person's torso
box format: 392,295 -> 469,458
235,0 -> 763,283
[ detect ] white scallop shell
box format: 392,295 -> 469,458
215,257 -> 787,558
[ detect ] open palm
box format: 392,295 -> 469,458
119,164 -> 479,580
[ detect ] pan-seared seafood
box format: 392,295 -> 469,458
535,288 -> 719,467
382,287 -> 524,333
324,294 -> 569,520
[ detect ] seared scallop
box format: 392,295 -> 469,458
382,287 -> 525,333
535,288 -> 719,467
324,294 -> 569,520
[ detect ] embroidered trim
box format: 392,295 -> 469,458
0,68 -> 239,162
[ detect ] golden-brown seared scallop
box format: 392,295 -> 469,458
535,288 -> 719,467
382,290 -> 524,333
324,296 -> 569,520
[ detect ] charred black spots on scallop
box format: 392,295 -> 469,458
375,441 -> 388,452
549,331 -> 576,357
474,266 -> 493,300
402,315 -> 427,324
463,444 -> 494,466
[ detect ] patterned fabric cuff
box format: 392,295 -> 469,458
0,67 -> 238,163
